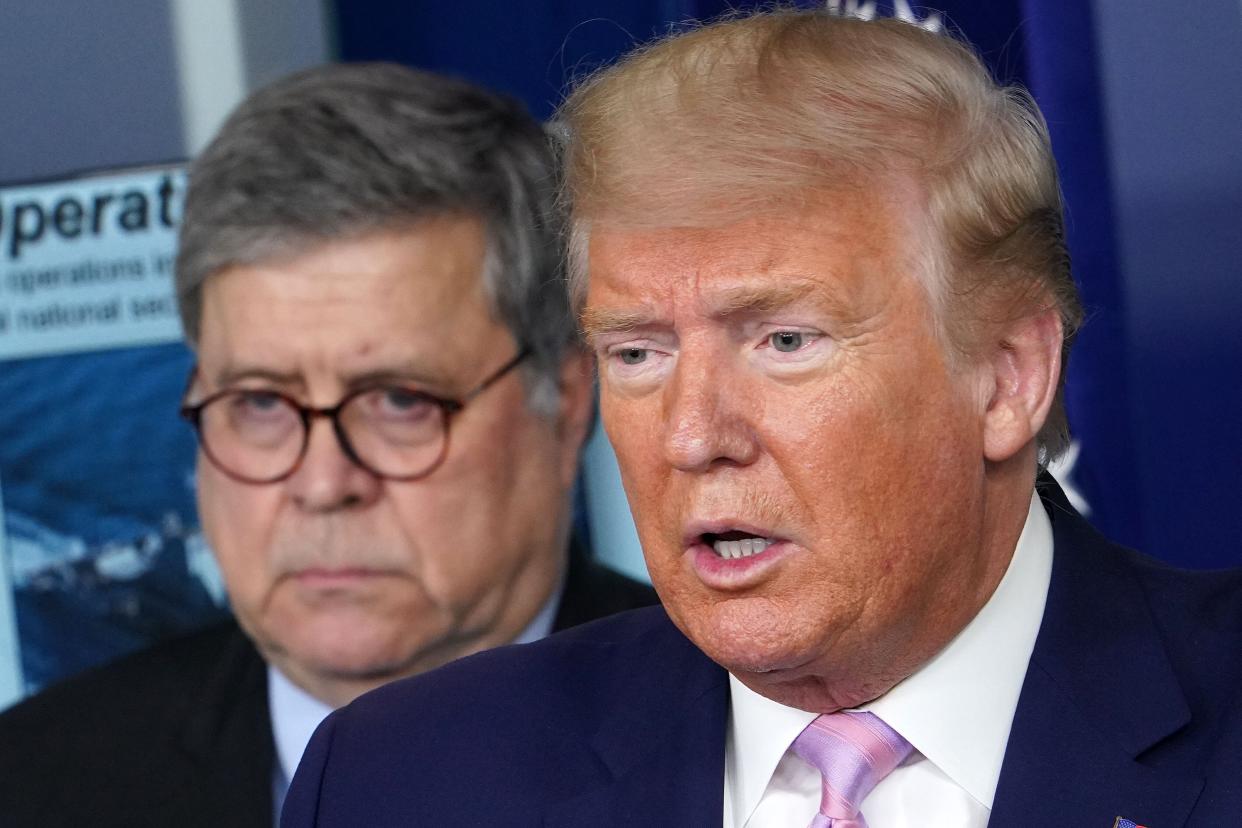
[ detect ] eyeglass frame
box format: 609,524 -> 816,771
179,348 -> 531,485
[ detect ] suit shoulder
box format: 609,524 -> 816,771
1075,537 -> 1242,751
1,621 -> 250,717
0,620 -> 260,767
336,606 -> 686,741
377,606 -> 672,697
1046,492 -> 1242,643
288,607 -> 722,824
1127,552 -> 1242,666
1132,551 -> 1242,595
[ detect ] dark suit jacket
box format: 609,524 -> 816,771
282,483 -> 1242,827
0,544 -> 656,828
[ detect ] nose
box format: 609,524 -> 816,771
285,417 -> 383,512
662,347 -> 760,473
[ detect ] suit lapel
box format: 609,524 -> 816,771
990,485 -> 1203,826
545,618 -> 729,828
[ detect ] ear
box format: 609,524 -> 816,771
554,345 -> 597,487
981,307 -> 1063,463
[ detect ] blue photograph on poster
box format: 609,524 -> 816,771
0,344 -> 227,695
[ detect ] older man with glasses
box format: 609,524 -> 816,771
282,11 -> 1242,828
0,63 -> 655,828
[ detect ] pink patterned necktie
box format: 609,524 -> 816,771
789,711 -> 913,828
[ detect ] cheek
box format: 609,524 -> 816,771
763,355 -> 980,546
787,347 -> 972,460
197,464 -> 280,594
600,388 -> 665,470
392,421 -> 564,580
600,400 -> 669,517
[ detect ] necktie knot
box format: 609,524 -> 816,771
790,711 -> 912,828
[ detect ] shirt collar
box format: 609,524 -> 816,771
726,674 -> 817,824
509,568 -> 563,645
268,663 -> 333,789
726,491 -> 1052,818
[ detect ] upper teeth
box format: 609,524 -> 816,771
713,537 -> 774,559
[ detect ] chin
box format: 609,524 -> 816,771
280,614 -> 427,677
701,639 -> 811,679
303,644 -> 424,685
673,596 -> 819,676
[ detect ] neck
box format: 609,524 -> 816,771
268,656 -> 416,709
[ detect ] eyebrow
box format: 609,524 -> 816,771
210,364 -> 302,389
705,278 -> 820,319
578,307 -> 655,342
209,362 -> 446,394
580,276 -> 828,342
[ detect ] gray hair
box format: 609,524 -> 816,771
176,62 -> 572,412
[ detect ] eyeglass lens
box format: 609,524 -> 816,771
197,387 -> 448,482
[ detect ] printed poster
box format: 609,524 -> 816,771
0,164 -> 228,709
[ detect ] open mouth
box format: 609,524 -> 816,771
702,530 -> 776,560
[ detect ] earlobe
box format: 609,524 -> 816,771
982,308 -> 1062,463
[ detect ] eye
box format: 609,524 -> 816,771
769,331 -> 804,352
618,348 -> 648,365
381,388 -> 425,409
599,339 -> 673,389
368,387 -> 437,420
231,390 -> 288,418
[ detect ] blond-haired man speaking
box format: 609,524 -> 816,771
283,11 -> 1242,828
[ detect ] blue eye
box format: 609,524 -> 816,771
382,388 -> 425,409
246,391 -> 279,407
770,331 -> 803,352
233,391 -> 287,416
368,387 -> 436,420
619,348 -> 648,365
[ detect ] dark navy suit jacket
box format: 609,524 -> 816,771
283,484 -> 1242,826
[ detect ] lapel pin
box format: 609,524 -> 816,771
1114,819 -> 1149,828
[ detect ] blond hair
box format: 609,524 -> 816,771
557,9 -> 1083,461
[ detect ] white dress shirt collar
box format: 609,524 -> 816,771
726,675 -> 817,825
725,491 -> 1053,824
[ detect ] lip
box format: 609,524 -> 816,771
682,519 -> 792,591
682,518 -> 784,547
290,568 -> 392,589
